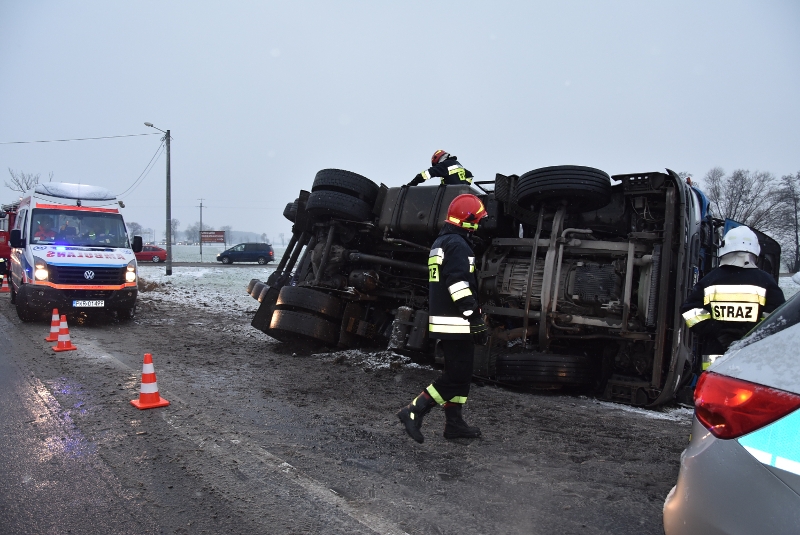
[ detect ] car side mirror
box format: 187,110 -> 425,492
10,229 -> 24,248
132,235 -> 143,253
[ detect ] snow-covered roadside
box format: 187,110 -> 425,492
137,265 -> 273,318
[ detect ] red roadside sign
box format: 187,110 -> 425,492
200,231 -> 226,244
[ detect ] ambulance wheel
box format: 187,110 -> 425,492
118,305 -> 136,321
16,302 -> 38,323
515,165 -> 612,212
268,309 -> 338,345
311,169 -> 380,206
275,286 -> 343,320
306,190 -> 373,222
495,352 -> 595,385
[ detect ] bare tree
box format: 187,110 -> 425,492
775,172 -> 800,272
126,221 -> 143,237
184,221 -> 212,243
170,219 -> 180,244
700,167 -> 784,235
6,169 -> 52,193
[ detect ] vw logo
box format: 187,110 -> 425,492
84,270 -> 95,280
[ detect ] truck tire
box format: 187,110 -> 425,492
496,353 -> 595,385
312,169 -> 379,205
247,278 -> 260,295
306,190 -> 373,222
275,286 -> 343,320
250,282 -> 266,299
269,309 -> 338,345
514,165 -> 612,212
283,201 -> 298,223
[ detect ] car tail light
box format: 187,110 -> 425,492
694,372 -> 800,439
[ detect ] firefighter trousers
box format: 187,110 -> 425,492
429,339 -> 475,404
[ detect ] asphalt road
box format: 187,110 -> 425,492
0,293 -> 692,534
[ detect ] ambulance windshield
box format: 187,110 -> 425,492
30,209 -> 130,248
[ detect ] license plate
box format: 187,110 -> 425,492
73,300 -> 105,308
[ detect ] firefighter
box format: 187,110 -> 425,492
681,226 -> 785,370
397,194 -> 489,443
408,150 -> 474,186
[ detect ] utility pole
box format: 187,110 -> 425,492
198,198 -> 204,263
145,122 -> 172,275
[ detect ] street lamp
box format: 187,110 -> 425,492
144,122 -> 173,276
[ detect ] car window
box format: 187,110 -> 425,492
732,293 -> 800,351
232,244 -> 245,252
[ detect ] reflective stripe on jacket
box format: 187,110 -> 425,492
428,224 -> 478,340
418,157 -> 474,186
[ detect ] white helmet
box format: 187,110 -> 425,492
719,226 -> 760,257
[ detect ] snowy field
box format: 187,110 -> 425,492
154,244 -> 289,263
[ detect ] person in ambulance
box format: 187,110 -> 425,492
680,226 -> 785,370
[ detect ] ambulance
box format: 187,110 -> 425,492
9,183 -> 143,321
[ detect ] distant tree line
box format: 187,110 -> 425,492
692,168 -> 800,272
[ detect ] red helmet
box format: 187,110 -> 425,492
431,150 -> 450,166
446,194 -> 487,231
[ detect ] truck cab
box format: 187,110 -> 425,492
9,183 -> 143,321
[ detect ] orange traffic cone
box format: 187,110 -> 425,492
45,309 -> 60,342
130,353 -> 170,410
0,276 -> 9,293
52,315 -> 77,352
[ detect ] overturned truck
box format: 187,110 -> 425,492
248,166 -> 780,407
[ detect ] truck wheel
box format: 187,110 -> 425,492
515,165 -> 612,212
251,282 -> 266,299
221,256 -> 232,264
257,256 -> 268,265
283,201 -> 298,223
496,353 -> 595,385
275,286 -> 343,320
269,309 -> 338,345
247,278 -> 260,294
118,305 -> 136,321
312,169 -> 379,206
15,302 -> 38,323
306,190 -> 373,222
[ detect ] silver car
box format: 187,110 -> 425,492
663,294 -> 800,534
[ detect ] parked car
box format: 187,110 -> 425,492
663,294 -> 800,534
246,167 -> 779,407
135,245 -> 167,263
217,243 -> 274,264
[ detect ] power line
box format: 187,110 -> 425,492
0,132 -> 160,145
117,141 -> 166,199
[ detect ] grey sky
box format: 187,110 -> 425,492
1,1 -> 798,241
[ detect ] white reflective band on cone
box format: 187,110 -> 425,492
140,382 -> 159,394
142,363 -> 155,374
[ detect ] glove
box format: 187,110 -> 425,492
407,173 -> 424,187
470,319 -> 489,346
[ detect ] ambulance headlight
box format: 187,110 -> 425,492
33,256 -> 48,281
125,260 -> 137,283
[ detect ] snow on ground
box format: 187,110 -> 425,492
586,398 -> 694,421
137,264 -> 274,318
312,349 -> 428,371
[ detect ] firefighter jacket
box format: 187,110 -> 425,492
410,157 -> 474,186
681,265 -> 785,356
428,224 -> 478,340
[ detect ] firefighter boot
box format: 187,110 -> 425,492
443,402 -> 481,439
397,391 -> 437,443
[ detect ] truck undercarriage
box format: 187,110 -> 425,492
247,166 -> 779,407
